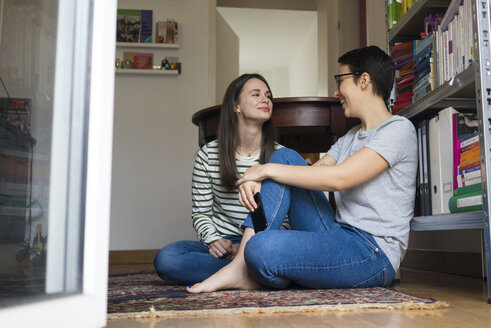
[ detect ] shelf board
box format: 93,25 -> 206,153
115,69 -> 179,75
388,0 -> 452,44
411,211 -> 487,231
397,65 -> 476,119
116,42 -> 179,49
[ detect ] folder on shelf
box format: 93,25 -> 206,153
429,107 -> 458,215
416,119 -> 432,216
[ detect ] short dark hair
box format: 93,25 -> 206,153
338,46 -> 395,106
217,73 -> 277,190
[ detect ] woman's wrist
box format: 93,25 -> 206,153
263,163 -> 273,180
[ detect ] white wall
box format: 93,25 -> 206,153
256,67 -> 290,97
216,10 -> 239,102
110,0 -> 216,250
289,18 -> 318,97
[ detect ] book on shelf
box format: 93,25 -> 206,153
116,9 -> 141,43
460,139 -> 479,153
116,9 -> 154,43
458,160 -> 480,173
133,52 -> 153,69
449,190 -> 483,213
453,182 -> 481,196
391,40 -> 415,113
459,147 -> 480,166
453,112 -> 479,189
140,10 -> 153,43
457,169 -> 481,188
460,134 -> 479,148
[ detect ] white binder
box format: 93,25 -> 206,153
429,107 -> 458,214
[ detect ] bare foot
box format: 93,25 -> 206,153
187,258 -> 260,294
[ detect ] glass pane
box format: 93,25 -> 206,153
0,0 -> 89,307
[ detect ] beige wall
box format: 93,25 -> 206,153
216,11 -> 239,102
111,0 -> 216,250
366,0 -> 387,50
318,0 -> 360,96
289,19 -> 318,97
217,0 -> 320,11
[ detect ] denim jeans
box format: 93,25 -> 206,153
242,148 -> 395,289
154,235 -> 242,285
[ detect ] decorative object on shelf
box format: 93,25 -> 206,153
115,57 -> 121,69
423,12 -> 444,37
120,59 -> 133,69
0,97 -> 31,134
156,19 -> 178,44
161,57 -> 181,74
116,9 -> 153,43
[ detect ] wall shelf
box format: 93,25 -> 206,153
115,69 -> 179,75
116,42 -> 179,49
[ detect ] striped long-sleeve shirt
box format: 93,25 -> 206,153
192,140 -> 285,244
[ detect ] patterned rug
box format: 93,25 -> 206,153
107,271 -> 448,319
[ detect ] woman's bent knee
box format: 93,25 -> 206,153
270,148 -> 305,165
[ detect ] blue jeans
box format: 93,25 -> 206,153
154,235 -> 242,285
242,148 -> 395,289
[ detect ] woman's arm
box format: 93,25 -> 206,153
238,147 -> 389,192
192,149 -> 221,245
313,153 -> 337,167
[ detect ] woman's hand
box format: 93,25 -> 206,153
209,238 -> 232,258
237,164 -> 268,185
224,244 -> 240,260
238,181 -> 261,212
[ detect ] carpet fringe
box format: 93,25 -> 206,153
107,301 -> 449,320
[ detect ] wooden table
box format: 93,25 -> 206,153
192,97 -> 359,154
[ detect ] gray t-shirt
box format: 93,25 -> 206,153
327,115 -> 418,271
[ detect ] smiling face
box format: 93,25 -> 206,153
235,78 -> 273,123
333,65 -> 363,118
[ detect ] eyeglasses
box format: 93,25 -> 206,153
334,72 -> 361,89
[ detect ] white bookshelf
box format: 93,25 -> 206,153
116,42 -> 179,49
115,69 -> 179,75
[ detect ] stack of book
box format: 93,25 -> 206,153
437,0 -> 474,84
412,34 -> 436,102
449,112 -> 482,213
391,41 -> 414,114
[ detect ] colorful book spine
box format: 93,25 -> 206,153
139,10 -> 153,43
453,182 -> 481,196
449,190 -> 483,213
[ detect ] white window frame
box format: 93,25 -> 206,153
0,0 -> 116,326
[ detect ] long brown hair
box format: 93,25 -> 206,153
218,74 -> 278,190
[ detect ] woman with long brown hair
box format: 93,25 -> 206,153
154,73 -> 284,285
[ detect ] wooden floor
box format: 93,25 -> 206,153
106,265 -> 491,328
